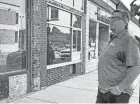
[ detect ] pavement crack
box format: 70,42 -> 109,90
54,85 -> 97,92
25,97 -> 57,104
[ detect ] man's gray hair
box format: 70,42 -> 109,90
112,9 -> 130,29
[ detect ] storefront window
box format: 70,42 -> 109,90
74,0 -> 83,10
72,14 -> 82,28
0,0 -> 26,73
48,6 -> 71,27
47,5 -> 82,64
88,20 -> 96,60
47,24 -> 71,65
73,30 -> 81,52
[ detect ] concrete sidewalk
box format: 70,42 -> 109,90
13,69 -> 139,103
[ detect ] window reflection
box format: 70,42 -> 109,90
73,14 -> 81,28
0,30 -> 18,44
0,29 -> 26,72
0,9 -> 18,25
74,0 -> 83,10
88,20 -> 96,60
0,0 -> 26,73
73,30 -> 81,52
47,24 -> 71,65
48,6 -> 71,27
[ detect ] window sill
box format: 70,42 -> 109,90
0,69 -> 26,76
47,60 -> 81,69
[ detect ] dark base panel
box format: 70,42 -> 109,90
41,62 -> 83,87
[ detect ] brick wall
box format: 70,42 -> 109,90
9,74 -> 27,100
0,73 -> 27,103
41,63 -> 83,88
31,0 -> 47,91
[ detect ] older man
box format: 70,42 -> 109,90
96,9 -> 140,103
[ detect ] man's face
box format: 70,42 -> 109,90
110,12 -> 126,34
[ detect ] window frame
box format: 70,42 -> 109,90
47,5 -> 83,67
51,0 -> 84,12
47,6 -> 72,27
71,13 -> 82,61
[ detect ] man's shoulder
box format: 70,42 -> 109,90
122,34 -> 139,46
122,31 -> 135,40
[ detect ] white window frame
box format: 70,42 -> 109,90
47,5 -> 83,69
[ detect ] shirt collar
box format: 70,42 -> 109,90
117,30 -> 129,39
111,29 -> 129,40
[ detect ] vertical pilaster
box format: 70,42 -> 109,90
31,0 -> 47,91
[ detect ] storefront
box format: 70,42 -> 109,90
85,0 -> 111,73
0,0 -> 86,101
40,0 -> 85,88
1,0 -> 140,102
0,0 -> 28,101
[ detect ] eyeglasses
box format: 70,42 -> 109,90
110,16 -> 123,21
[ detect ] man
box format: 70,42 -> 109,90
96,9 -> 140,103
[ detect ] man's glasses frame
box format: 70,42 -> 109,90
109,16 -> 123,21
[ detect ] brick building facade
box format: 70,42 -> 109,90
0,0 -> 140,102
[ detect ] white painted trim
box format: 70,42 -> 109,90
0,24 -> 18,30
47,1 -> 84,16
89,0 -> 111,15
47,60 -> 81,69
0,2 -> 20,13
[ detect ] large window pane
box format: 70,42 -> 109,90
0,30 -> 26,73
72,14 -> 82,28
0,0 -> 26,73
73,30 -> 81,52
88,20 -> 96,60
48,6 -> 71,27
74,0 -> 83,10
47,24 -> 71,65
0,9 -> 18,25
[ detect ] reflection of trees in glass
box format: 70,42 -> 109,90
47,25 -> 71,65
49,26 -> 70,49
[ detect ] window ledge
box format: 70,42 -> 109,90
0,69 -> 26,76
47,60 -> 81,69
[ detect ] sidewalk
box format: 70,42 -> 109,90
13,69 -> 139,103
